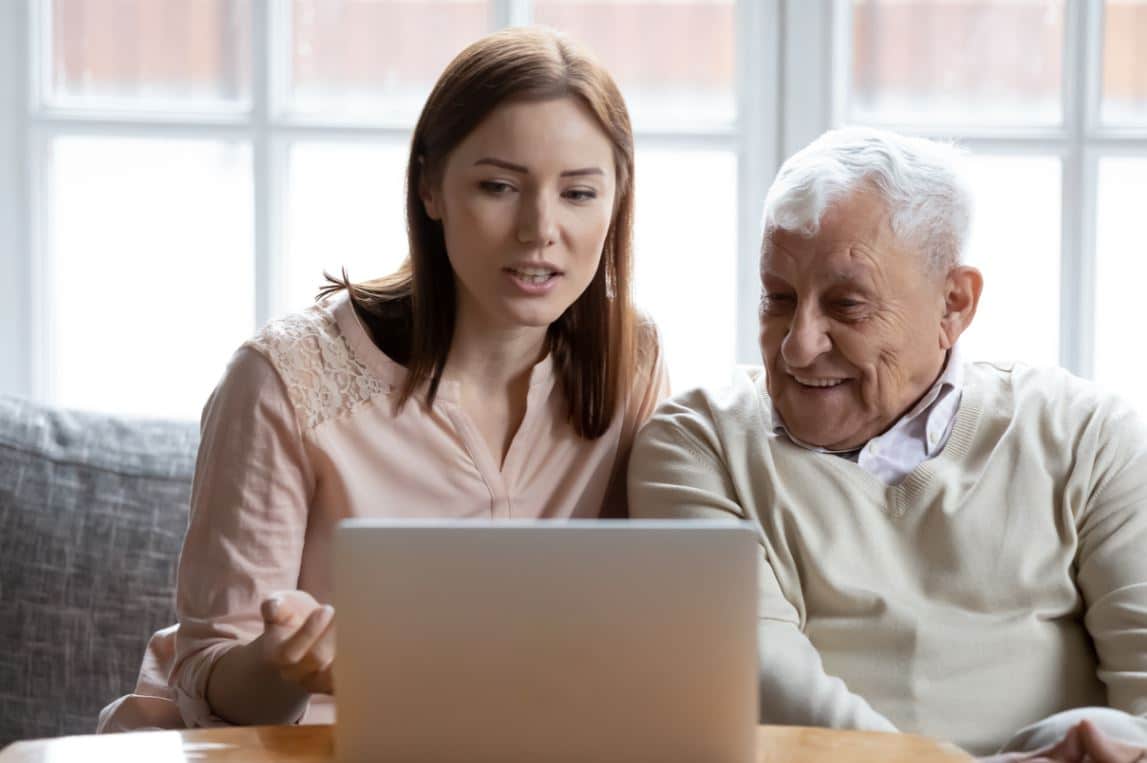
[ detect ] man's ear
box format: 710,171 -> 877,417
939,265 -> 983,350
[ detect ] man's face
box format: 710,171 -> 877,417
759,188 -> 950,451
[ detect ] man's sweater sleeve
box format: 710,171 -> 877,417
1076,398 -> 1147,720
999,390 -> 1147,754
627,406 -> 896,732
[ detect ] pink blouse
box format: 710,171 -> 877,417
98,293 -> 669,731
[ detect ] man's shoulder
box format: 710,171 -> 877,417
653,366 -> 769,425
632,367 -> 775,474
638,366 -> 772,450
964,359 -> 1137,432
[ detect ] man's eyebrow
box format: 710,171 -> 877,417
473,157 -> 605,177
822,272 -> 877,294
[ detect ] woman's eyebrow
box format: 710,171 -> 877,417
560,167 -> 604,177
473,157 -> 604,178
474,157 -> 528,173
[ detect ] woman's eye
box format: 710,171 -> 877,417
479,180 -> 515,195
563,188 -> 598,202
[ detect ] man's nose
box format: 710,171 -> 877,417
517,193 -> 558,247
780,305 -> 832,368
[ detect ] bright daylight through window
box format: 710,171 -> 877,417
0,0 -> 1145,418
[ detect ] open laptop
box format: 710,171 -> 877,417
332,519 -> 758,763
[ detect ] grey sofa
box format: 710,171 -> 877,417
0,394 -> 199,746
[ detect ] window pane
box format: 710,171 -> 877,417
633,148 -> 737,392
849,0 -> 1063,127
534,0 -> 735,128
283,141 -> 409,312
289,0 -> 489,122
48,0 -> 251,111
48,138 -> 254,419
1094,157 -> 1147,412
959,155 -> 1061,366
1102,1 -> 1147,125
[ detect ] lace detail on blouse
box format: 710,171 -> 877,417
246,303 -> 389,431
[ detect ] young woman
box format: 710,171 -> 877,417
99,26 -> 668,730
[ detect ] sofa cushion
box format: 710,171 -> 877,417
0,395 -> 198,746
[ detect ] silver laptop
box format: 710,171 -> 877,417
332,519 -> 758,763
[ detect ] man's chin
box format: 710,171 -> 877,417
782,415 -> 865,452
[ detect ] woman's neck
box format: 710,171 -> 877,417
444,314 -> 549,395
445,309 -> 550,469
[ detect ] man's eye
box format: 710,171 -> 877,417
479,180 -> 515,194
761,293 -> 794,312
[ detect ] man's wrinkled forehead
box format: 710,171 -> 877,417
760,189 -> 898,282
760,227 -> 883,288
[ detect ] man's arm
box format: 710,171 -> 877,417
627,406 -> 896,731
995,394 -> 1147,756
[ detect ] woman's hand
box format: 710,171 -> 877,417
979,720 -> 1147,763
259,590 -> 337,695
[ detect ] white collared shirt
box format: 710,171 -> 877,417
773,348 -> 965,485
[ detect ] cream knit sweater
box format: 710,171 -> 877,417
629,362 -> 1147,755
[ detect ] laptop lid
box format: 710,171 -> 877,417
333,519 -> 757,763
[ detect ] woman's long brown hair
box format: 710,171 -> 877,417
321,27 -> 639,440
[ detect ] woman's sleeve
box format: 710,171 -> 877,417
168,346 -> 315,727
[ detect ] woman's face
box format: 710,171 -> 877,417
421,96 -> 618,332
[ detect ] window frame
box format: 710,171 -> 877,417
1,0 -> 779,410
8,1 -> 1138,410
1,1 -> 31,399
813,0 -> 1147,378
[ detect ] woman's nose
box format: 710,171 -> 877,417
517,194 -> 558,247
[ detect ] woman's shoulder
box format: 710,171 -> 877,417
241,295 -> 392,431
245,298 -> 342,377
632,311 -> 663,377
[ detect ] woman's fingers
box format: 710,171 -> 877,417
261,590 -> 320,628
279,617 -> 336,685
256,591 -> 337,693
279,604 -> 335,663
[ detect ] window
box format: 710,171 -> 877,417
2,1 -> 1145,419
830,0 -> 1147,410
0,0 -> 771,418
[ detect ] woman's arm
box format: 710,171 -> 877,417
169,346 -> 319,726
206,592 -> 335,725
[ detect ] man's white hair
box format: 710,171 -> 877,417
762,127 -> 973,272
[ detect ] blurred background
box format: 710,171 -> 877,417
0,0 -> 1144,420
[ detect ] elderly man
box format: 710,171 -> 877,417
629,127 -> 1147,761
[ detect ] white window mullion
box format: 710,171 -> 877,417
492,0 -> 532,29
735,0 -> 782,364
254,0 -> 277,326
781,0 -> 835,157
1,0 -> 32,399
1058,0 -> 1098,377
829,0 -> 852,129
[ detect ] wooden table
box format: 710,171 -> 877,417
0,724 -> 972,762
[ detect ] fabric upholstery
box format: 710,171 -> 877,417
0,395 -> 197,746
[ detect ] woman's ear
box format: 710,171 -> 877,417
939,265 -> 983,350
418,159 -> 442,221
